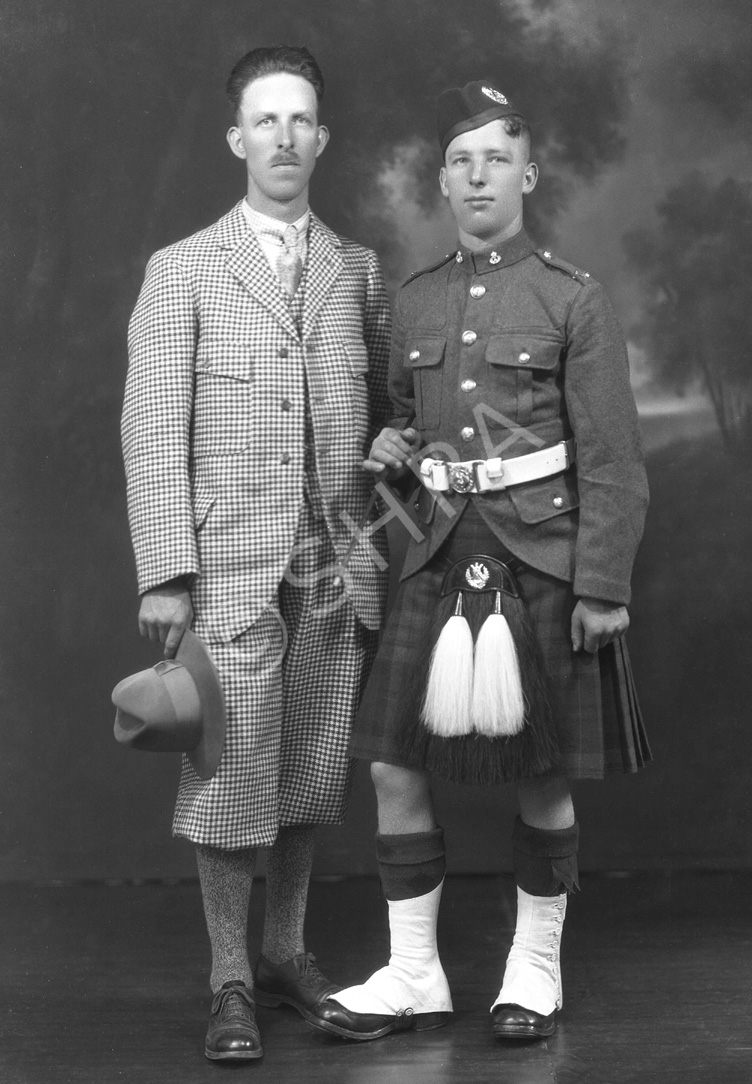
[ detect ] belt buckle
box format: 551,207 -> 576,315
449,464 -> 475,494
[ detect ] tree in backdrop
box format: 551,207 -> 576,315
625,174 -> 752,458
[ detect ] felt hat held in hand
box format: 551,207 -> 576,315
112,630 -> 225,779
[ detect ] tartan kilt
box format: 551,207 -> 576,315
350,503 -> 650,783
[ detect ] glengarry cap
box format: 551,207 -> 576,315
437,80 -> 525,155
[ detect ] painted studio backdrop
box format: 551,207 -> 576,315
1,0 -> 751,882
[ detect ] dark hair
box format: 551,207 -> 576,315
503,115 -> 532,158
226,46 -> 324,120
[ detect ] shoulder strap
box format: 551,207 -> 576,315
401,251 -> 457,287
534,248 -> 592,285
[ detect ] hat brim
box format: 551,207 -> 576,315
175,630 -> 226,779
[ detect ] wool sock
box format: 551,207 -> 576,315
261,824 -> 316,965
512,816 -> 579,896
376,827 -> 446,901
196,844 -> 257,993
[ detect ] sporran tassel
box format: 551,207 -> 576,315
421,592 -> 474,737
471,591 -> 525,736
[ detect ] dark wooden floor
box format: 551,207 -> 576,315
0,873 -> 750,1084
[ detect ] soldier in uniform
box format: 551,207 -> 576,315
308,80 -> 649,1043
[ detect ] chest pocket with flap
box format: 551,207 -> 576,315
486,333 -> 563,427
404,338 -> 446,429
193,341 -> 254,456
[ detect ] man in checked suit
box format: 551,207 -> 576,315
121,46 -> 391,1061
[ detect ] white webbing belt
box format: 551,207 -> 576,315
418,439 -> 574,494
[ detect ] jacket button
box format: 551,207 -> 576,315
280,452 -> 291,464
409,349 -> 421,361
462,330 -> 477,346
278,347 -> 289,359
281,400 -> 292,412
460,426 -> 475,442
518,351 -> 531,364
461,379 -> 476,393
470,284 -> 486,299
553,496 -> 564,508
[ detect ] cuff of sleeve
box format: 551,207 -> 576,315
138,569 -> 198,595
573,572 -> 630,607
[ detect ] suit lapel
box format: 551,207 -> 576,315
217,202 -> 299,339
301,215 -> 343,341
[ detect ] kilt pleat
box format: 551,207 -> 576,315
350,502 -> 650,782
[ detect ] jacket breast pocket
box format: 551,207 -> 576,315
507,469 -> 579,524
486,333 -> 562,427
486,332 -> 563,373
192,342 -> 254,457
404,338 -> 445,429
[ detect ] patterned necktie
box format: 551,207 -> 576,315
276,225 -> 303,296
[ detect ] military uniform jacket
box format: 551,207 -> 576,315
390,229 -> 648,605
123,201 -> 391,641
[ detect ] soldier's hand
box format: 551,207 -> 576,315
363,427 -> 420,475
571,597 -> 629,654
138,581 -> 194,659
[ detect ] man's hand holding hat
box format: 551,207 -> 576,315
139,578 -> 194,659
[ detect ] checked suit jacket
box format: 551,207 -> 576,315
122,201 -> 391,643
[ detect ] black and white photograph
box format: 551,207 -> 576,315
1,2 -> 750,1081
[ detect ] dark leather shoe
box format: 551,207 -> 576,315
308,998 -> 450,1042
254,953 -> 342,1022
492,1002 -> 558,1040
205,981 -> 263,1061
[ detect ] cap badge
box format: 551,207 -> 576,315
465,562 -> 491,590
482,86 -> 508,105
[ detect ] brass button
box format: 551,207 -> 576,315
460,426 -> 475,442
281,400 -> 292,412
409,349 -> 421,361
470,284 -> 486,299
460,379 -> 476,393
280,452 -> 291,464
518,351 -> 531,364
553,496 -> 564,508
462,330 -> 477,346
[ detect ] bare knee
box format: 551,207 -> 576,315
517,775 -> 574,830
370,762 -> 435,834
